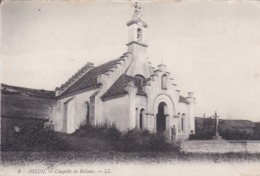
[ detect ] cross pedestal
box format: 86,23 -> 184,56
212,133 -> 222,140
212,111 -> 223,140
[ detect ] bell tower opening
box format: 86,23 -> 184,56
137,28 -> 142,42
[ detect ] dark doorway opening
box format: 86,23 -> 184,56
156,102 -> 167,134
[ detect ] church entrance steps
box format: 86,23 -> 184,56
180,140 -> 260,153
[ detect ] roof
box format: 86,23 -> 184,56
59,58 -> 123,97
101,74 -> 147,99
1,84 -> 56,120
179,95 -> 189,104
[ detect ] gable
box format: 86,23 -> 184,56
101,74 -> 146,100
58,58 -> 123,97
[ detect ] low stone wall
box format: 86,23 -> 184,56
181,140 -> 260,153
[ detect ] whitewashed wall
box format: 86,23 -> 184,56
102,95 -> 130,131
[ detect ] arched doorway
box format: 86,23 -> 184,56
156,102 -> 167,134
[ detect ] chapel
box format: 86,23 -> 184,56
51,2 -> 196,140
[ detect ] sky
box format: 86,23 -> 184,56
1,0 -> 260,121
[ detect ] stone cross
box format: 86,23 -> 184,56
213,111 -> 219,136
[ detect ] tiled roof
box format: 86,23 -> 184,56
179,95 -> 189,104
59,58 -> 123,97
101,74 -> 147,99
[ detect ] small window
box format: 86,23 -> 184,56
161,74 -> 167,90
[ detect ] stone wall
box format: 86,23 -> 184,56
181,140 -> 260,153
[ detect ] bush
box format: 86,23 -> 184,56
73,123 -> 121,141
5,120 -> 69,151
73,124 -> 180,153
113,129 -> 180,152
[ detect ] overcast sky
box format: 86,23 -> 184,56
1,1 -> 260,121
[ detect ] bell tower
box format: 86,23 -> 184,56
127,2 -> 148,48
126,2 -> 150,78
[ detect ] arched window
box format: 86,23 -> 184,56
86,101 -> 90,124
181,113 -> 185,132
177,112 -> 181,133
140,108 -> 145,130
137,28 -> 142,42
161,74 -> 167,90
135,107 -> 139,128
181,117 -> 184,132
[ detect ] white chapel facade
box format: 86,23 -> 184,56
51,3 -> 196,140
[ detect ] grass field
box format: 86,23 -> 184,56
1,151 -> 260,167
2,119 -> 260,167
